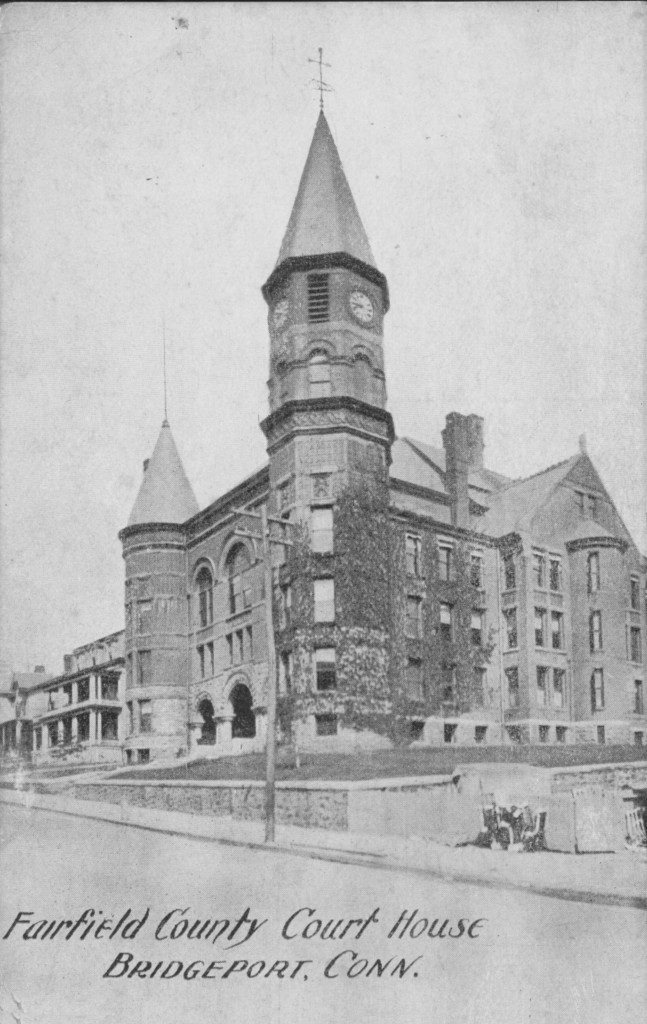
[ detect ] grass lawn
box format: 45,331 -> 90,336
113,743 -> 647,784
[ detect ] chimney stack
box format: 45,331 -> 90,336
442,412 -> 471,528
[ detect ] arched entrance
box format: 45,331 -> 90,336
230,684 -> 255,739
197,698 -> 216,745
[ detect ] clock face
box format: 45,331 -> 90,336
272,298 -> 289,330
349,290 -> 375,324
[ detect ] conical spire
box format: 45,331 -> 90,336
128,421 -> 199,527
276,111 -> 376,268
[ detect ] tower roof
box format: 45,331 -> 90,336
127,421 -> 199,527
276,111 -> 376,269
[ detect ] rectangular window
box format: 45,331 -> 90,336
126,703 -> 133,735
587,552 -> 600,593
597,725 -> 605,745
315,713 -> 338,737
227,634 -> 234,665
472,666 -> 486,707
63,718 -> 73,745
410,721 -> 425,741
630,577 -> 640,611
629,627 -> 642,663
556,726 -> 567,744
138,650 -> 152,688
635,680 -> 644,715
440,603 -> 453,642
536,666 -> 548,706
504,607 -> 518,649
406,534 -> 422,577
139,700 -> 152,734
438,545 -> 453,581
311,507 -> 334,553
553,668 -> 565,709
138,601 -> 152,634
441,665 -> 456,703
101,711 -> 119,742
589,611 -> 603,652
405,658 -> 423,701
244,628 -> 252,663
470,553 -> 484,589
278,584 -> 292,629
198,586 -> 213,629
198,644 -> 206,678
78,678 -> 89,703
551,611 -> 564,650
406,596 -> 422,639
533,553 -> 546,589
307,273 -> 329,323
101,674 -> 119,701
502,553 -> 516,590
314,578 -> 335,623
475,725 -> 487,744
575,491 -> 585,514
539,725 -> 550,743
444,723 -> 457,744
236,630 -> 244,664
591,668 -> 604,711
48,722 -> 59,747
549,558 -> 563,592
63,683 -> 73,705
278,481 -> 291,512
535,607 -> 547,647
208,641 -> 215,676
506,667 -> 519,708
315,648 -> 336,691
311,473 -> 332,500
138,749 -> 150,764
279,652 -> 292,695
471,610 -> 484,647
588,495 -> 597,518
634,732 -> 644,747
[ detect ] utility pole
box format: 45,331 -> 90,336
234,505 -> 292,843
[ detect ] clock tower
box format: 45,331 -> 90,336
261,111 -> 394,522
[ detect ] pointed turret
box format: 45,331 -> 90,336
128,421 -> 198,527
276,111 -> 376,268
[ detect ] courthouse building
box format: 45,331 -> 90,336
4,111 -> 645,765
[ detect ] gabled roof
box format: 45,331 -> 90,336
476,456 -> 580,537
128,421 -> 199,527
402,438 -> 511,494
275,111 -> 376,268
10,671 -> 53,692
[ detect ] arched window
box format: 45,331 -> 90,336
196,567 -> 214,628
230,683 -> 256,738
308,351 -> 331,398
226,545 -> 252,615
353,353 -> 372,401
198,698 -> 216,745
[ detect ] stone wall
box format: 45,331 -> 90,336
73,780 -> 348,831
550,761 -> 647,793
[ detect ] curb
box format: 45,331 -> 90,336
2,788 -> 645,911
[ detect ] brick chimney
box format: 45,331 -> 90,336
466,414 -> 484,471
442,413 -> 471,527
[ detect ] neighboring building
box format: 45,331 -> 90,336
0,634 -> 125,765
0,667 -> 52,758
8,111 -> 644,765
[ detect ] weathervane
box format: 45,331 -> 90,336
308,47 -> 332,110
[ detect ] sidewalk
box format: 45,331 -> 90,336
2,786 -> 645,909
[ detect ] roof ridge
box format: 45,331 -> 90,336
493,454 -> 577,494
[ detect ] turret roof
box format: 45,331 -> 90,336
128,421 -> 198,527
276,111 -> 376,268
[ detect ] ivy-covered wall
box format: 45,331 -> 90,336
276,479 -> 496,748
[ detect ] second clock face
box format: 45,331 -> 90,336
349,290 -> 375,324
272,298 -> 289,330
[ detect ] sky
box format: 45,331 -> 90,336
1,2 -> 644,674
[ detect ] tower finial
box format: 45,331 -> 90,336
162,319 -> 168,425
308,47 -> 332,111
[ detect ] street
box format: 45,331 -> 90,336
1,805 -> 645,1024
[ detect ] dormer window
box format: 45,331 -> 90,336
307,273 -> 329,322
